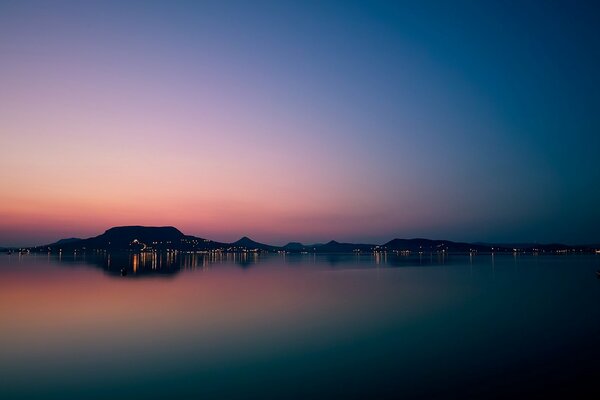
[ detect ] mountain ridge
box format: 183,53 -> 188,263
15,225 -> 598,254
231,236 -> 276,251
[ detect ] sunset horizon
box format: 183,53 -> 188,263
2,1 -> 599,248
3,223 -> 600,249
2,1 -> 599,399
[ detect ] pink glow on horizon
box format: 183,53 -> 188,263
0,61 -> 440,245
0,2 -> 490,246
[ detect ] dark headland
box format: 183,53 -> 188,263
8,226 -> 599,254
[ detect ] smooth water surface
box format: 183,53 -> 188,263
1,252 -> 599,399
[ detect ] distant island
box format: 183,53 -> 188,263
5,226 -> 599,255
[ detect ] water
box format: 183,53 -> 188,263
1,252 -> 599,399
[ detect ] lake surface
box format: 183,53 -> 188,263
1,252 -> 599,399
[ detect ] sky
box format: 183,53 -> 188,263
1,0 -> 599,246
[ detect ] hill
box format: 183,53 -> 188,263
383,238 -> 495,253
31,225 -> 598,254
44,226 -> 224,251
283,242 -> 305,251
315,240 -> 375,253
231,236 -> 277,251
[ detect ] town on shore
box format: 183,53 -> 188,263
3,226 -> 599,255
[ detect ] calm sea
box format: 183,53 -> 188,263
1,252 -> 599,399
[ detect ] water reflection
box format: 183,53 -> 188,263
2,252 -> 600,399
44,250 -> 502,278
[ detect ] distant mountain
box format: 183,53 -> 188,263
473,241 -> 593,252
102,226 -> 184,244
45,226 -> 181,249
44,226 -> 224,251
283,242 -> 305,251
315,240 -> 375,253
29,225 -> 599,254
231,236 -> 276,251
383,238 -> 495,252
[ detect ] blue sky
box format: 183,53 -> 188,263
1,0 -> 599,245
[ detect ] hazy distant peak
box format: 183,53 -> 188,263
232,236 -> 275,250
234,236 -> 260,245
32,225 -> 594,253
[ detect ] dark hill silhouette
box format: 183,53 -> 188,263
383,238 -> 494,252
316,240 -> 375,253
45,226 -> 225,251
103,226 -> 184,242
232,236 -> 276,251
76,226 -> 184,250
283,242 -> 305,251
34,225 -> 596,254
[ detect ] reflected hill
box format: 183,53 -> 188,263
50,250 -> 272,278
51,251 -> 183,278
47,249 -> 486,278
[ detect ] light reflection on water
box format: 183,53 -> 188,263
23,250 -> 469,278
1,253 -> 599,399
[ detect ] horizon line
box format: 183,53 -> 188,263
2,224 -> 599,249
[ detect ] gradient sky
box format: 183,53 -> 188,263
1,0 -> 599,246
